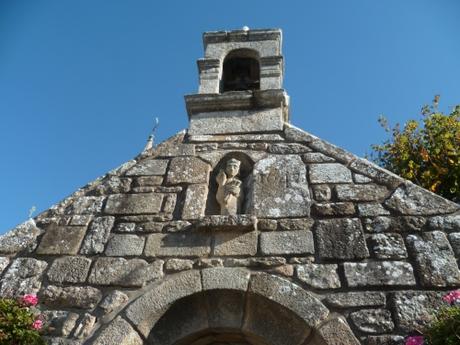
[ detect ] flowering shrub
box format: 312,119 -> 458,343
405,290 -> 460,345
0,294 -> 45,345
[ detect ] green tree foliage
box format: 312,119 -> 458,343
371,96 -> 460,202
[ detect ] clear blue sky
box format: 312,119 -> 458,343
1,0 -> 459,233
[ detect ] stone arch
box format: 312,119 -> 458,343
221,49 -> 260,92
90,269 -> 359,345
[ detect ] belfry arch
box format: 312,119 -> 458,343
221,49 -> 260,92
90,269 -> 360,345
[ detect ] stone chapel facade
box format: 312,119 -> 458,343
1,28 -> 460,345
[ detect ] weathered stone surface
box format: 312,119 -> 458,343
88,257 -> 163,287
302,152 -> 335,163
313,202 -> 355,216
190,133 -> 284,142
155,132 -> 195,157
195,258 -> 223,268
202,267 -> 250,291
91,176 -> 131,195
42,310 -> 78,337
125,270 -> 202,337
165,259 -> 194,272
362,217 -> 392,233
309,163 -> 352,183
166,157 -> 210,184
69,215 -> 92,226
195,215 -> 257,231
0,258 -> 47,297
366,335 -> 404,345
162,194 -> 177,214
407,231 -> 460,287
312,184 -> 331,201
392,291 -> 444,332
36,225 -> 87,255
257,219 -> 278,231
284,124 -> 313,143
315,218 -> 369,260
135,222 -> 164,233
385,183 -> 460,215
428,214 -> 460,231
369,233 -> 407,259
105,234 -> 145,256
349,158 -> 404,189
72,313 -> 96,339
114,222 -> 136,233
189,108 -> 285,135
260,231 -> 314,255
268,143 -> 311,154
93,316 -> 143,345
214,230 -> 258,256
358,203 -> 390,217
145,233 -> 211,257
0,219 -> 43,254
325,292 -> 386,308
65,196 -> 105,215
344,261 -> 416,287
248,155 -> 311,218
133,176 -> 164,187
80,216 -> 115,254
182,184 -> 208,220
104,193 -> 163,215
278,218 -> 314,231
43,337 -> 81,345
296,264 -> 340,289
41,285 -> 102,309
250,257 -> 287,267
336,184 -> 388,201
449,233 -> 460,256
0,257 -> 9,275
350,309 -> 394,333
125,159 -> 169,176
362,216 -> 426,233
244,291 -> 310,345
249,273 -> 329,327
314,316 -> 361,345
99,290 -> 129,314
354,173 -> 372,183
163,220 -> 192,232
47,256 -> 92,284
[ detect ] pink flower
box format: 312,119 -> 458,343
405,336 -> 424,345
21,294 -> 38,307
32,319 -> 43,330
442,290 -> 460,304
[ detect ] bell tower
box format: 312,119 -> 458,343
185,28 -> 289,135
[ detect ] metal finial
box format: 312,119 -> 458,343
143,117 -> 159,152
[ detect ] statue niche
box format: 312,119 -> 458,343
206,153 -> 253,216
216,158 -> 243,215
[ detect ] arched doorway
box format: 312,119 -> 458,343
90,269 -> 360,345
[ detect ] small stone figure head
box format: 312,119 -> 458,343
225,158 -> 241,178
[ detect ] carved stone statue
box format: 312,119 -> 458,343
216,158 -> 243,215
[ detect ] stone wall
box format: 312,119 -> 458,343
1,124 -> 460,345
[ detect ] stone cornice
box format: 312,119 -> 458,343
184,89 -> 289,117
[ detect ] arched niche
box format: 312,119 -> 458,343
205,152 -> 254,216
221,49 -> 260,92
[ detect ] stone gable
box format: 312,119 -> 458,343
1,28 -> 460,345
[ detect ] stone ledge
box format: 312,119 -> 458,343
185,89 -> 288,116
194,215 -> 257,231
